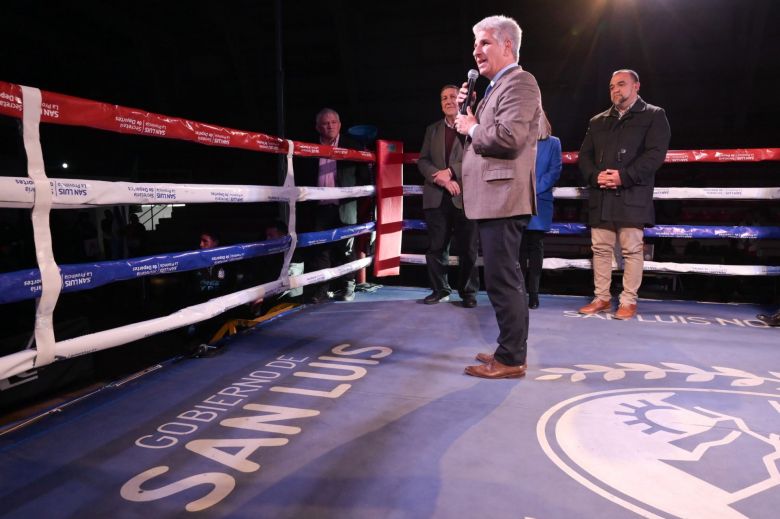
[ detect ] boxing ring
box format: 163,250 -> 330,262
1,81 -> 780,518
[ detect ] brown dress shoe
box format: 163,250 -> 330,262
578,298 -> 612,315
475,352 -> 494,364
614,303 -> 637,320
465,359 -> 527,379
757,311 -> 780,326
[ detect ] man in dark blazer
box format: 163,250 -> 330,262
418,84 -> 479,308
298,108 -> 370,303
577,69 -> 670,320
455,15 -> 541,379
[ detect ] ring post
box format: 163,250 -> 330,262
373,140 -> 404,277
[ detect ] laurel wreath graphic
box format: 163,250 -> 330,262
536,362 -> 780,387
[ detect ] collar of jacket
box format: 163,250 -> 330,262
607,96 -> 647,119
478,65 -> 523,117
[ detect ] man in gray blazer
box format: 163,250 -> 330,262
455,15 -> 541,379
299,108 -> 370,303
418,84 -> 479,308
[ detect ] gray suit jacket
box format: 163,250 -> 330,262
462,66 -> 541,219
417,119 -> 464,209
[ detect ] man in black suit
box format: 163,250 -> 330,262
298,108 -> 370,303
418,84 -> 479,308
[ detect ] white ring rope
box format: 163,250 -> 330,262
403,185 -> 780,200
0,134 -> 375,381
399,254 -> 780,276
0,256 -> 372,380
552,186 -> 780,200
0,176 -> 375,208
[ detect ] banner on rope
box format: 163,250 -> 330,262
9,81 -> 774,167
403,153 -> 419,165
400,254 -> 780,276
548,223 -> 780,239
541,258 -> 780,275
663,149 -> 780,163
404,220 -> 780,239
561,148 -> 780,164
645,225 -> 780,239
0,81 -> 375,163
0,176 -> 375,208
643,261 -> 780,276
0,240 -> 286,305
6,81 -> 780,168
552,186 -> 780,200
0,254 -> 374,381
297,222 -> 375,247
0,223 -> 375,305
403,185 -> 780,201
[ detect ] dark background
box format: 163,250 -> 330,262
2,0 -> 779,183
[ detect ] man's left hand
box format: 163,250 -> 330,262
444,180 -> 461,197
455,106 -> 477,136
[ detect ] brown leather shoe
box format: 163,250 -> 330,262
757,311 -> 780,326
475,352 -> 494,364
465,359 -> 527,379
578,298 -> 612,315
614,303 -> 637,320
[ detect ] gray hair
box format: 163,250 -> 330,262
440,84 -> 459,95
473,15 -> 522,61
315,107 -> 340,125
612,69 -> 640,82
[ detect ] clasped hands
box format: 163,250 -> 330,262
597,169 -> 622,190
432,169 -> 461,196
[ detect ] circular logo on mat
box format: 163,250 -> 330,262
536,364 -> 780,518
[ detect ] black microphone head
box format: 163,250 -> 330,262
460,69 -> 480,114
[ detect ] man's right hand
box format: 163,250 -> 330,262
597,169 -> 620,189
432,169 -> 453,186
432,169 -> 460,196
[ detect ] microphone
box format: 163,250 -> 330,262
460,69 -> 479,115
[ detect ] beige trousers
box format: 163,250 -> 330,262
591,224 -> 644,306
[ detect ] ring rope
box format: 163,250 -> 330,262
0,222 -> 376,305
403,148 -> 780,165
0,81 -> 378,381
0,253 -> 373,380
0,81 -> 374,163
0,176 -> 374,208
400,253 -> 780,276
402,219 -> 780,240
402,185 -> 780,200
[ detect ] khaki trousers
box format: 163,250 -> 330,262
590,224 -> 644,306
